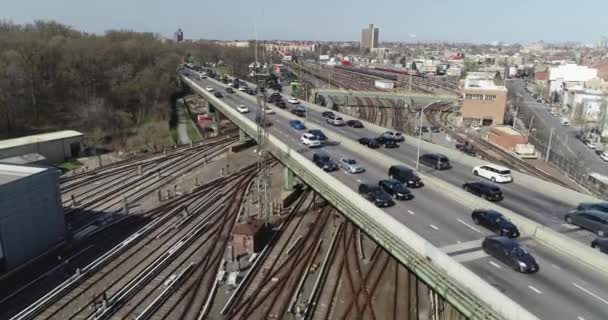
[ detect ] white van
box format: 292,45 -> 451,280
472,164 -> 513,183
560,117 -> 571,126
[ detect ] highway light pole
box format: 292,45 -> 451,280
416,102 -> 437,171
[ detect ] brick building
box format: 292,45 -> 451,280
459,75 -> 508,127
230,220 -> 266,257
487,126 -> 528,151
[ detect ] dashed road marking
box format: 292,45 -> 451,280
528,286 -> 542,294
552,264 -> 561,270
356,179 -> 363,183
457,219 -> 482,233
489,261 -> 502,269
577,316 -> 586,320
572,282 -> 608,305
408,210 -> 415,215
429,224 -> 439,231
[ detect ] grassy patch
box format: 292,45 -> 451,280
187,120 -> 202,142
58,159 -> 83,172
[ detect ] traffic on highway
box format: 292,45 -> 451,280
185,69 -> 608,320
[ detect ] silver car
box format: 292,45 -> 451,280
340,157 -> 365,174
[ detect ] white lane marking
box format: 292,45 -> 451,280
528,286 -> 542,294
572,282 -> 608,305
408,210 -> 415,215
457,219 -> 482,233
489,261 -> 502,269
429,224 -> 439,230
577,317 -> 586,320
356,179 -> 363,183
551,264 -> 561,270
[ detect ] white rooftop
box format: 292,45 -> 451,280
464,76 -> 507,91
0,163 -> 47,185
549,64 -> 598,82
0,130 -> 83,150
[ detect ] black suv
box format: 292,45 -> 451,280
226,87 -> 235,93
357,137 -> 380,149
267,93 -> 282,103
312,153 -> 338,172
322,111 -> 335,118
308,129 -> 327,141
471,209 -> 520,238
388,165 -> 423,188
564,210 -> 608,237
591,238 -> 608,254
575,202 -> 608,213
358,184 -> 395,208
346,119 -> 364,128
482,236 -> 539,273
418,153 -> 451,170
378,179 -> 413,200
462,181 -> 503,201
291,106 -> 306,117
214,92 -> 224,98
376,136 -> 399,148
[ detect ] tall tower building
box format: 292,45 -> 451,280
361,24 -> 379,50
175,28 -> 184,42
598,35 -> 607,49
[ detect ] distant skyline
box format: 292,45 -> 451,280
2,0 -> 606,44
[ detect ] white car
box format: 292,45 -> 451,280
599,152 -> 608,162
236,105 -> 249,113
263,107 -> 275,114
288,98 -> 300,104
301,133 -> 321,148
472,164 -> 513,183
339,158 -> 365,174
199,73 -> 207,80
205,86 -> 214,92
585,141 -> 597,149
238,86 -> 247,91
471,124 -> 481,131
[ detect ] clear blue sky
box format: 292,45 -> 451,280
2,0 -> 606,43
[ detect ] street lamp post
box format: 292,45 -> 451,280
416,102 -> 438,171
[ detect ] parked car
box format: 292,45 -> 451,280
288,97 -> 300,104
291,106 -> 306,117
472,164 -> 513,183
289,119 -> 306,130
339,157 -> 365,174
358,184 -> 395,208
591,238 -> 608,254
471,209 -> 520,238
482,236 -> 539,273
381,131 -> 404,142
462,181 -> 503,201
564,210 -> 608,237
236,105 -> 249,113
226,87 -> 235,93
308,129 -> 327,141
378,179 -> 413,200
346,119 -> 364,128
322,111 -> 335,118
388,165 -> 423,188
418,154 -> 451,170
357,137 -> 380,149
312,152 -> 338,172
205,86 -> 215,92
585,141 -> 597,149
575,202 -> 608,213
326,115 -> 345,126
214,92 -> 224,98
456,142 -> 477,157
301,133 -> 322,148
376,136 -> 399,148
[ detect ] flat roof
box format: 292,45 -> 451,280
0,163 -> 47,185
464,78 -> 507,91
0,130 -> 83,150
492,126 -> 525,136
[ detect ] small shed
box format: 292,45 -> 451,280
231,220 -> 266,257
0,130 -> 83,163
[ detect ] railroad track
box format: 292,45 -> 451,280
8,162 -> 260,320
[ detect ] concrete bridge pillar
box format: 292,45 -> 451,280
284,167 -> 295,191
239,129 -> 251,143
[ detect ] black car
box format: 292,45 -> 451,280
388,165 -> 423,188
431,126 -> 441,133
456,142 -> 476,156
472,209 -> 520,238
378,179 -> 413,200
308,129 -> 327,141
267,94 -> 282,103
591,238 -> 608,254
420,126 -> 429,133
312,152 -> 338,172
357,137 -> 380,149
418,153 -> 451,170
275,100 -> 287,109
255,115 -> 272,127
291,107 -> 306,117
375,136 -> 399,148
358,184 -> 395,208
564,210 -> 608,237
575,202 -> 608,213
482,236 -> 539,273
226,87 -> 235,93
346,119 -> 364,128
214,92 -> 224,98
462,181 -> 503,201
322,111 -> 335,118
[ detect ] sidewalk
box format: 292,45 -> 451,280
176,99 -> 192,145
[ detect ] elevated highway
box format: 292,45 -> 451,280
181,73 -> 608,320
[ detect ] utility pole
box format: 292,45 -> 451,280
527,114 -> 535,134
512,106 -> 518,130
546,128 -> 554,162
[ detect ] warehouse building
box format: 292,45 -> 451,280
458,75 -> 508,127
0,164 -> 65,273
0,130 -> 83,164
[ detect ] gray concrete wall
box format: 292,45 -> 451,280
0,136 -> 83,163
0,168 -> 66,270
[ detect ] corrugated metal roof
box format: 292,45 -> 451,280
0,130 -> 83,150
0,163 -> 47,185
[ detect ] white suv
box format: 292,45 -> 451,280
326,115 -> 345,126
381,131 -> 404,141
205,86 -> 214,92
301,133 -> 321,148
472,164 -> 513,183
